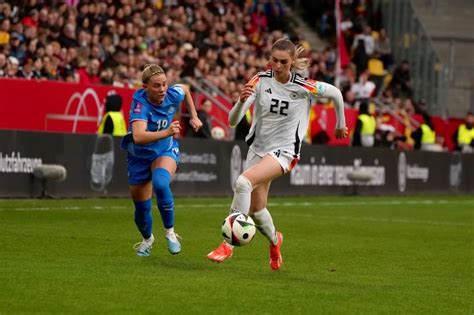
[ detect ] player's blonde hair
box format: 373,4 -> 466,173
271,38 -> 310,71
141,64 -> 165,84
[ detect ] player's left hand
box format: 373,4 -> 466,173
190,117 -> 203,132
334,127 -> 349,139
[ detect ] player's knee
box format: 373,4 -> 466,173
152,168 -> 171,193
153,179 -> 168,193
249,205 -> 265,214
235,175 -> 253,194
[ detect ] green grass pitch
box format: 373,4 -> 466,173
0,196 -> 473,314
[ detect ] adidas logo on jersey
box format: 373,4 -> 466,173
265,88 -> 272,94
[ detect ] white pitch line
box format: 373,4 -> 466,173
315,200 -> 474,207
323,215 -> 472,227
275,213 -> 473,227
0,205 -> 129,211
1,199 -> 473,212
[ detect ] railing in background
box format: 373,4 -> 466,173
197,77 -> 233,104
181,76 -> 233,140
378,0 -> 448,116
378,0 -> 474,117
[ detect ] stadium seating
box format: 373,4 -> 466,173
0,0 -> 471,151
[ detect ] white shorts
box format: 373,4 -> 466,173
245,148 -> 299,173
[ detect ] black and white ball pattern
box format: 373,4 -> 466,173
221,213 -> 256,246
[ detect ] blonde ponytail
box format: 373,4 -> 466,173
292,45 -> 310,71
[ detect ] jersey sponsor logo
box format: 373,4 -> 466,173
134,102 -> 143,113
265,88 -> 272,94
290,92 -> 298,100
168,106 -> 175,113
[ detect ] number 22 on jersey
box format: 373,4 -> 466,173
269,98 -> 289,116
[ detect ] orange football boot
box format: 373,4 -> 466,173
207,241 -> 234,263
269,232 -> 283,270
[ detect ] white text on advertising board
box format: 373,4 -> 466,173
290,158 -> 385,186
0,152 -> 43,174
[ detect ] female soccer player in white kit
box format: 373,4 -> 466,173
207,38 -> 348,270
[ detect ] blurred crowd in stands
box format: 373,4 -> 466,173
0,0 -> 290,99
291,0 -> 474,152
1,0 -> 472,151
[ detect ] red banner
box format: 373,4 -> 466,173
0,78 -> 463,150
0,78 -> 134,134
0,78 -> 233,136
309,105 -> 358,145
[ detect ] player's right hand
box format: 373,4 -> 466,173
239,84 -> 254,103
167,120 -> 181,136
334,127 -> 348,139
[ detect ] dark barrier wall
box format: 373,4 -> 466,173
0,130 -> 472,198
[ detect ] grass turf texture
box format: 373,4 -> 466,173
0,196 -> 472,314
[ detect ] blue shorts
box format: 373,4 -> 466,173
127,141 -> 180,185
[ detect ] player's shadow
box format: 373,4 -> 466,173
143,253 -> 217,272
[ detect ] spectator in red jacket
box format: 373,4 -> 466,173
77,58 -> 100,85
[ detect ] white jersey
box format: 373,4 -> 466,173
240,70 -> 328,158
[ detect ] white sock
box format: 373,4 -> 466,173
230,175 -> 253,215
165,227 -> 177,241
251,208 -> 277,245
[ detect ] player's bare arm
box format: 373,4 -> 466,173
178,84 -> 202,132
132,120 -> 181,145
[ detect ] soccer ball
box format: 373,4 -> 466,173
221,213 -> 256,246
211,126 -> 225,140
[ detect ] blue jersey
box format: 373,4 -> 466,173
121,85 -> 184,160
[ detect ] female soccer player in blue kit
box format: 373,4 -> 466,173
121,64 -> 202,256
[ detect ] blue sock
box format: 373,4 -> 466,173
152,168 -> 174,229
134,199 -> 152,239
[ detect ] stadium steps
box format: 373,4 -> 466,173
282,3 -> 328,51
411,0 -> 474,116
